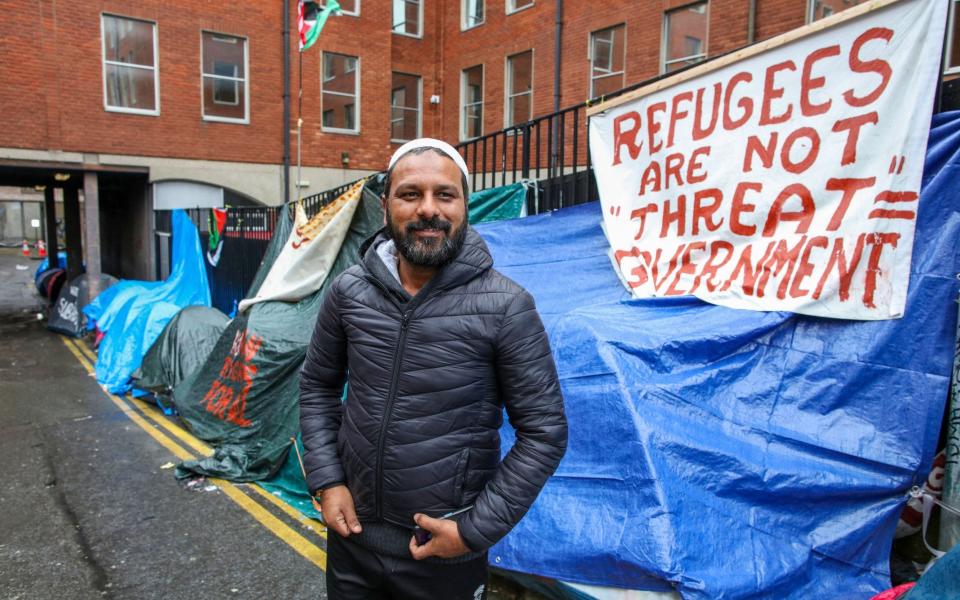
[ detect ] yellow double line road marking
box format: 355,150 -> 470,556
60,336 -> 328,570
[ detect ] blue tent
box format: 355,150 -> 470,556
474,112 -> 960,598
84,210 -> 211,393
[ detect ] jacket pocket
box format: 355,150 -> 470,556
452,448 -> 470,507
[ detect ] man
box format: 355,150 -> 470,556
299,138 -> 567,599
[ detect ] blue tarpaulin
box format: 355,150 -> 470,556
84,210 -> 211,394
475,112 -> 960,599
33,251 -> 67,284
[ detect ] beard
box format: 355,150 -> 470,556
385,209 -> 467,268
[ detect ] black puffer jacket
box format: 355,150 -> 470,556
299,226 -> 567,552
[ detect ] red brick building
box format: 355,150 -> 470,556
0,0 -> 956,279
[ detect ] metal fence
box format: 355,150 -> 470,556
153,181 -> 367,314
456,104 -> 598,216
154,206 -> 281,314
299,178 -> 369,218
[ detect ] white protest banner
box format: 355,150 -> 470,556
237,179 -> 364,313
588,0 -> 947,320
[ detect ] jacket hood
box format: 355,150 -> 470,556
359,226 -> 493,299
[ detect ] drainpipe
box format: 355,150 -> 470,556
551,0 -> 563,174
283,0 -> 291,204
553,0 -> 563,114
747,0 -> 756,44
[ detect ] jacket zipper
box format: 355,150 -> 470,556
363,273 -> 441,521
375,309 -> 411,519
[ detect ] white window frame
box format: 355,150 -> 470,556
504,50 -> 533,128
321,52 -> 361,134
805,0 -> 865,23
212,63 -> 239,105
100,13 -> 160,116
947,0 -> 960,75
392,0 -> 424,39
390,72 -> 422,143
462,0 -> 485,30
661,2 -> 709,75
326,0 -> 359,16
460,65 -> 484,141
506,0 -> 534,15
589,24 -> 626,99
201,31 -> 249,124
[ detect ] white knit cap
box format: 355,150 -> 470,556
388,138 -> 470,178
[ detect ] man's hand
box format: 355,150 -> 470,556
320,485 -> 362,537
407,513 -> 470,560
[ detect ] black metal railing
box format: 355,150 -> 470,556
154,206 -> 281,314
456,103 -> 597,216
153,179 -> 369,314
299,177 -> 370,218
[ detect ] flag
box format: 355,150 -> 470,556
298,0 -> 340,52
207,208 -> 227,267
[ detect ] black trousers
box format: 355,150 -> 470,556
326,533 -> 488,600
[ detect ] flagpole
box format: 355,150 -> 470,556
297,48 -> 303,207
295,0 -> 340,209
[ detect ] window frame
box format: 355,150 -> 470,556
661,1 -> 709,75
947,0 -> 960,75
392,0 -> 424,39
460,64 -> 485,141
390,72 -> 422,143
504,50 -> 534,128
200,31 -> 250,124
212,62 -> 239,105
805,0 -> 865,23
506,0 -> 534,15
462,0 -> 485,31
321,52 -> 361,134
589,24 -> 626,99
100,13 -> 160,116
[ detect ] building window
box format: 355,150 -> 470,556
463,0 -> 484,30
201,32 -> 248,123
506,51 -> 533,127
391,73 -> 421,142
392,0 -> 422,37
328,0 -> 359,15
101,14 -> 159,115
590,24 -> 625,98
461,65 -> 483,140
322,52 -> 359,132
945,0 -> 960,74
663,2 -> 708,74
807,0 -> 867,23
506,0 -> 534,14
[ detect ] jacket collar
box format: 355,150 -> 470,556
359,226 -> 493,301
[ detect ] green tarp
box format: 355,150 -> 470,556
132,306 -> 230,408
941,299 -> 960,549
468,182 -> 528,223
174,186 -> 383,481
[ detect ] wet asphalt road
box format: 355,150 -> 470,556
0,247 -> 328,598
0,324 -> 329,599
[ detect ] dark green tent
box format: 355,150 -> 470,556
132,306 -> 230,408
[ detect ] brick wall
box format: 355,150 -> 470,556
0,0 -> 865,175
1,1 -> 286,164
